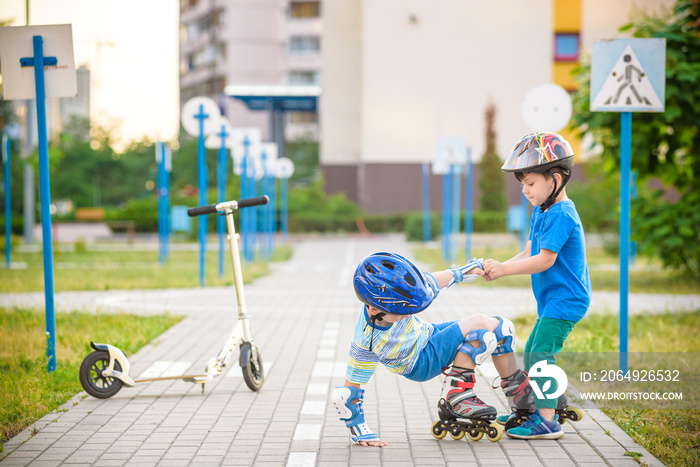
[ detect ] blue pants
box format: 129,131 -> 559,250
403,321 -> 465,382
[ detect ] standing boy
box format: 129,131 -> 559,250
483,132 -> 591,440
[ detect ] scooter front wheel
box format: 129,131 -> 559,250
241,345 -> 264,392
80,350 -> 124,399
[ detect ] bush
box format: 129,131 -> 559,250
632,189 -> 700,277
566,161 -> 619,232
0,216 -> 25,236
470,211 -> 507,232
111,197 -> 158,232
405,212 -> 440,241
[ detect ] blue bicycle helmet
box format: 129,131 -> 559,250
353,252 -> 435,315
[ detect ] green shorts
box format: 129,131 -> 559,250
524,317 -> 576,409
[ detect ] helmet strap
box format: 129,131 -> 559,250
365,312 -> 386,352
539,169 -> 571,212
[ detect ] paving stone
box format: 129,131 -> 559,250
0,235 -> 677,467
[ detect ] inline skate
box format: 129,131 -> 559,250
431,367 -> 503,442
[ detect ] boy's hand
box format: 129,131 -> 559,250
357,438 -> 388,447
482,259 -> 505,281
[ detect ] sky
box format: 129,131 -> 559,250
2,0 -> 180,148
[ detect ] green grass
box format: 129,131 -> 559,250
0,307 -> 183,450
0,246 -> 293,293
512,311 -> 700,467
413,245 -> 700,294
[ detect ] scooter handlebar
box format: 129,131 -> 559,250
238,195 -> 269,209
187,204 -> 217,217
187,195 -> 270,217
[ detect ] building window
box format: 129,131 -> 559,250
554,33 -> 579,61
288,35 -> 321,55
288,70 -> 319,85
289,1 -> 321,18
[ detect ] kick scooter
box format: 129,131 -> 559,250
79,196 -> 269,399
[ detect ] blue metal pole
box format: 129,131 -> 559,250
253,171 -> 259,261
451,164 -> 460,263
3,134 -> 10,269
32,35 -> 57,372
422,162 -> 431,243
464,148 -> 473,261
260,151 -> 269,260
270,166 -> 277,252
620,112 -> 631,373
157,142 -> 165,265
520,193 -> 528,251
630,170 -> 637,266
165,146 -> 171,261
441,173 -> 447,261
217,127 -> 228,278
442,173 -> 452,262
196,104 -> 209,287
281,177 -> 288,243
241,137 -> 250,262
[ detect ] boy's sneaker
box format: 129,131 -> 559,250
496,413 -> 516,426
506,411 -> 564,440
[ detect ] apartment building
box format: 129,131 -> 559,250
179,0 -> 322,142
320,0 -> 674,214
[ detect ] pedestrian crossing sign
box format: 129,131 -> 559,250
590,38 -> 665,113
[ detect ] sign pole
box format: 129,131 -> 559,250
31,35 -> 58,372
165,145 -> 171,261
520,193 -> 529,251
3,134 -> 10,269
589,38 -> 665,372
195,104 -> 209,287
421,163 -> 431,242
216,124 -> 229,277
619,111 -> 631,373
241,136 -> 250,262
451,164 -> 460,263
464,147 -> 473,261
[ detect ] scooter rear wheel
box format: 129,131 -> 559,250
80,350 -> 123,399
242,346 -> 264,392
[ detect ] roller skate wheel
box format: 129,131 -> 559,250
431,421 -> 447,439
449,426 -> 465,440
466,429 -> 484,441
567,407 -> 583,422
486,423 -> 503,442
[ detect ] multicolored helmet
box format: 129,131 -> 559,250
353,252 -> 435,315
501,132 -> 574,173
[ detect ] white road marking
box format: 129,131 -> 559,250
301,400 -> 326,415
287,452 -> 316,467
293,424 -> 321,440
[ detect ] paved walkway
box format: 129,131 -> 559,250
2,234 -> 693,466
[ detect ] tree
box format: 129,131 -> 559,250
570,0 -> 700,276
478,102 -> 506,212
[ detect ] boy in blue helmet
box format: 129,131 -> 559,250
483,132 -> 591,440
332,252 -> 527,447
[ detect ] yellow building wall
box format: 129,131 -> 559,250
554,0 -> 581,31
553,0 -> 582,159
553,62 -> 579,91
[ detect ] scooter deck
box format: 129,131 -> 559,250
134,374 -> 209,384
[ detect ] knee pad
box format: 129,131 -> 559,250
491,315 -> 516,355
458,329 -> 497,365
332,386 -> 366,427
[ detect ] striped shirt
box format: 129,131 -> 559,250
345,306 -> 433,384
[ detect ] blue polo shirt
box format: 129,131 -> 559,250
529,200 -> 591,322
